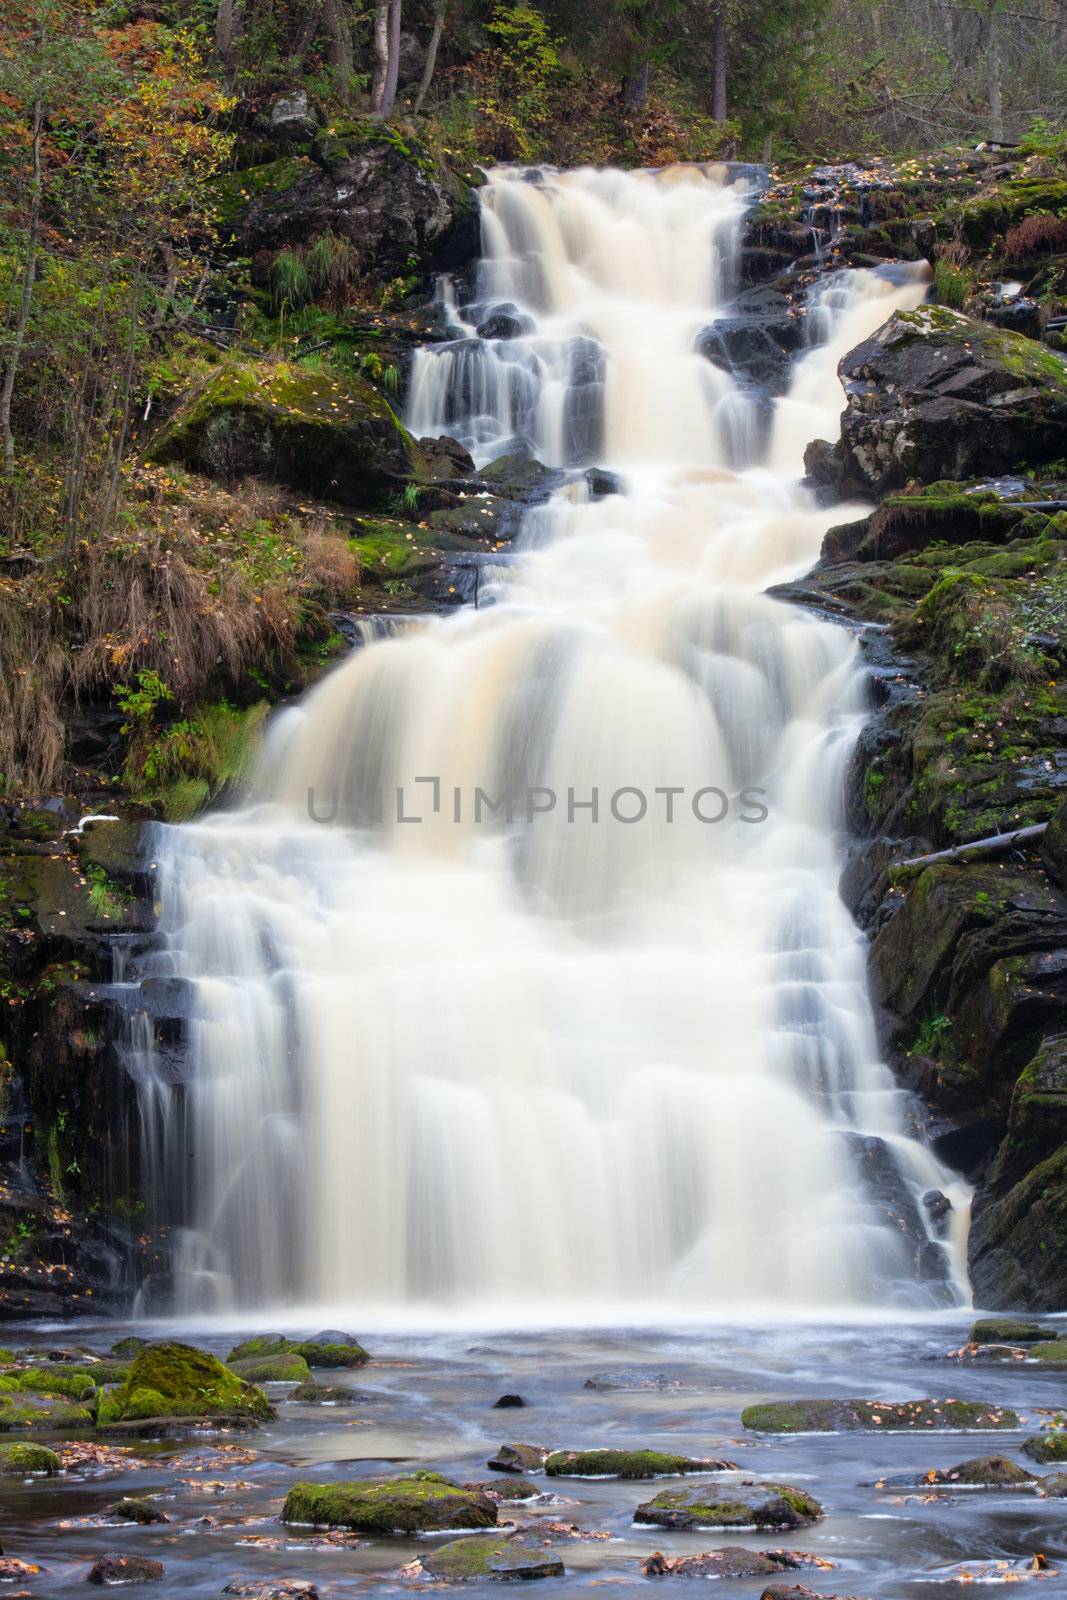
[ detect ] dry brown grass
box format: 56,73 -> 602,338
0,582 -> 66,795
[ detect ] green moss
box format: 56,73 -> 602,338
0,1441 -> 60,1474
0,1393 -> 93,1431
209,157 -> 316,233
297,1339 -> 368,1368
1031,1341 -> 1067,1362
227,1334 -> 368,1369
970,1318 -> 1056,1344
227,1335 -> 295,1362
281,1474 -> 498,1534
741,1398 -> 1019,1432
634,1481 -> 822,1530
544,1448 -> 722,1478
1023,1430 -> 1067,1463
229,1353 -> 311,1383
421,1537 -> 564,1580
0,1367 -> 97,1401
97,1341 -> 276,1427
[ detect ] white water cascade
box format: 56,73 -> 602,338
146,164 -> 971,1319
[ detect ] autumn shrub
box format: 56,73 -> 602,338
1005,212 -> 1067,260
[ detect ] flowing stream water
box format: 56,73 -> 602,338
142,163 -> 971,1319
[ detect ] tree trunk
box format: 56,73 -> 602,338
216,0 -> 239,77
323,0 -> 354,93
621,58 -> 650,111
987,0 -> 1004,143
412,0 -> 445,115
712,2 -> 727,121
380,0 -> 403,116
0,101 -> 42,479
371,0 -> 390,110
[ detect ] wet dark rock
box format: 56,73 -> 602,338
476,305 -> 534,341
492,1393 -> 525,1408
584,468 -> 623,499
418,434 -> 476,481
223,1584 -> 319,1599
88,1553 -> 165,1584
1043,795 -> 1067,890
289,1381 -> 373,1405
1041,1473 -> 1067,1496
831,307 -> 1067,496
477,453 -> 561,503
421,1536 -> 564,1580
839,1132 -> 936,1269
635,1481 -> 822,1531
281,1473 -> 497,1533
240,127 -> 478,280
923,1190 -> 953,1236
742,1398 -> 1018,1432
696,311 -> 801,395
105,1498 -> 169,1524
487,1442 -> 550,1473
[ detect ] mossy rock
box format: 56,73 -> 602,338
107,1497 -> 168,1524
111,1336 -> 150,1359
960,177 -> 1067,248
95,1341 -> 276,1430
297,1335 -> 368,1368
0,1366 -> 97,1401
228,1353 -> 311,1383
937,1455 -> 1035,1487
1042,1472 -> 1067,1496
970,1318 -> 1058,1344
543,1448 -> 734,1479
478,1477 -> 540,1500
741,1398 -> 1019,1432
634,1480 -> 822,1530
210,156 -> 317,234
281,1472 -> 497,1534
1031,1340 -> 1067,1362
1023,1430 -> 1067,1464
150,356 -> 419,505
0,1441 -> 60,1474
0,1391 -> 93,1431
487,1442 -> 550,1473
289,1380 -> 367,1405
421,1537 -> 564,1581
226,1335 -> 294,1362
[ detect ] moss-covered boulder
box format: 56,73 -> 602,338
150,357 -> 419,503
107,1497 -> 169,1524
95,1341 -> 276,1430
289,1380 -> 367,1405
111,1336 -> 150,1359
1023,1430 -> 1067,1464
741,1398 -> 1019,1432
281,1472 -> 497,1534
1031,1340 -> 1067,1362
634,1480 -> 822,1531
229,1353 -> 311,1384
0,1440 -> 60,1474
0,1391 -> 93,1430
0,1366 -> 97,1401
1041,1473 -> 1067,1496
831,307 -> 1067,495
296,1334 -> 368,1368
875,1455 -> 1036,1489
544,1449 -> 735,1479
640,1550 -> 825,1578
970,1318 -> 1057,1344
88,1553 -> 165,1584
420,1537 -> 564,1581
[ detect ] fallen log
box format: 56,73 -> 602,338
889,822 -> 1048,881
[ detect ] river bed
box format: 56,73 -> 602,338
2,1318 -> 1065,1596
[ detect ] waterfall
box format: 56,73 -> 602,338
146,164 -> 970,1318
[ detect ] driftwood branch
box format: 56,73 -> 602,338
890,822 -> 1048,880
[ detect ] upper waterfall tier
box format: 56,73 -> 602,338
144,164 -> 969,1319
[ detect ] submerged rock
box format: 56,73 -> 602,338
642,1550 -> 824,1578
471,1476 -> 540,1501
487,1442 -> 550,1473
492,1393 -> 525,1408
634,1481 -> 822,1530
223,1583 -> 318,1599
0,1441 -> 59,1474
1022,1430 -> 1067,1464
742,1398 -> 1018,1432
544,1448 -> 735,1479
281,1472 -> 497,1534
96,1342 -> 276,1431
88,1553 -> 165,1584
420,1536 -> 564,1580
830,306 -> 1067,495
289,1380 -> 371,1405
106,1497 -> 169,1524
874,1454 -> 1036,1489
228,1354 -> 311,1384
0,1390 -> 93,1431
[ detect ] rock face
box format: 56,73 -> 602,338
96,1341 -> 276,1430
742,1398 -> 1019,1432
239,123 -> 478,278
825,307 -> 1067,495
281,1473 -> 498,1533
151,358 -> 418,502
634,1481 -> 822,1531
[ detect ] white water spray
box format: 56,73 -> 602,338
144,165 -> 969,1317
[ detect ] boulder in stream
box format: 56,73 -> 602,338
419,1536 -> 564,1580
228,1354 -> 311,1384
0,1441 -> 59,1474
281,1472 -> 497,1533
544,1448 -> 736,1479
88,1553 -> 165,1584
95,1342 -> 276,1431
634,1481 -> 822,1531
741,1398 -> 1019,1432
105,1497 -> 169,1524
873,1454 -> 1036,1489
970,1317 -> 1057,1344
1022,1430 -> 1067,1464
487,1442 -> 551,1473
641,1550 -> 826,1578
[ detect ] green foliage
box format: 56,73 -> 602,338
472,4 -> 563,159
933,259 -> 970,310
114,670 -> 174,734
913,1012 -> 952,1055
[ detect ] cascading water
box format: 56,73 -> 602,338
144,163 -> 971,1318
